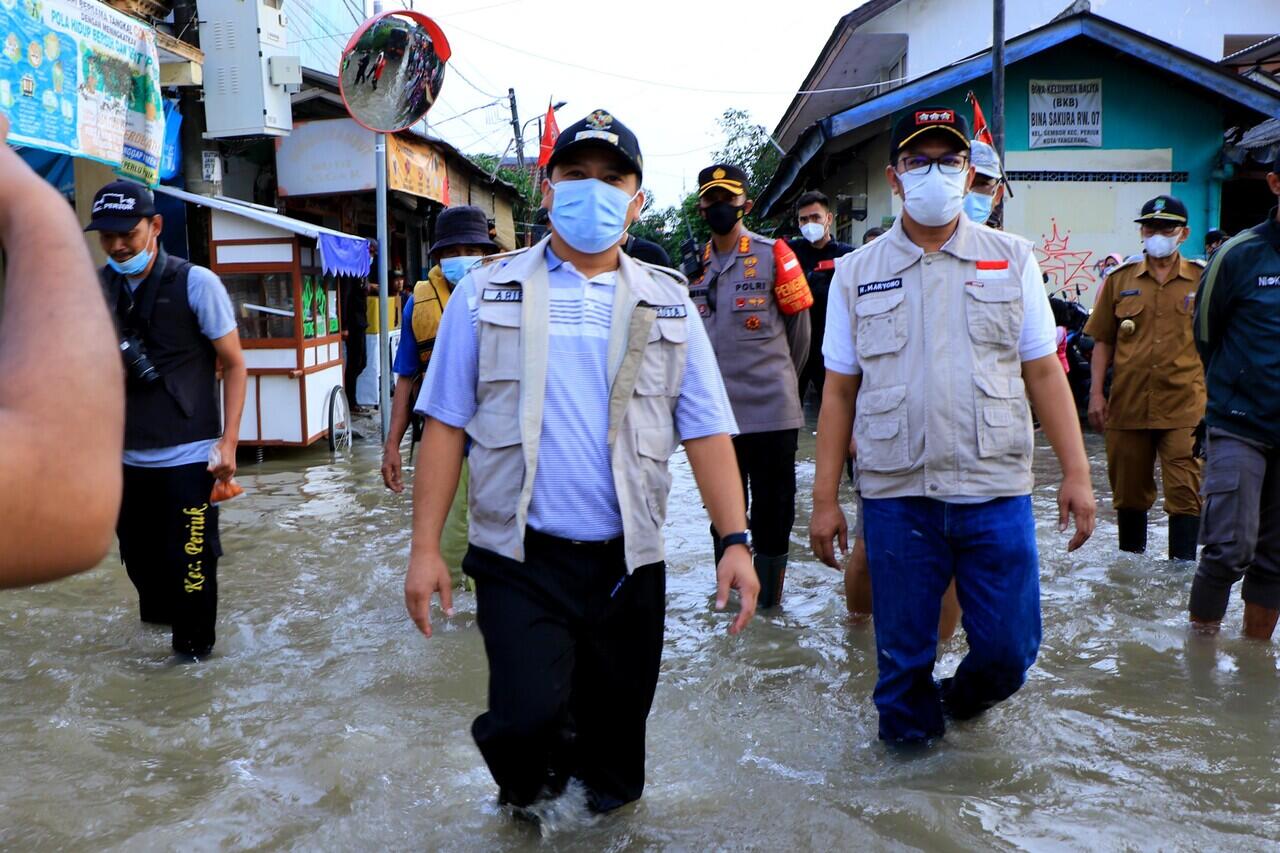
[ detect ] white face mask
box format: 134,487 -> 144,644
897,168 -> 967,227
799,222 -> 827,244
1143,233 -> 1181,258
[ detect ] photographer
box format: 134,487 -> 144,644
0,118 -> 123,587
88,181 -> 246,660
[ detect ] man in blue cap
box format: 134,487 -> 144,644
405,109 -> 758,817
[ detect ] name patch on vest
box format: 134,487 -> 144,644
482,288 -> 522,302
1258,274 -> 1280,288
653,304 -> 687,318
735,280 -> 768,292
857,278 -> 902,297
1119,289 -> 1141,297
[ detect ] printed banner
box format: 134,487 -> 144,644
387,133 -> 448,203
1,0 -> 164,184
1029,79 -> 1102,149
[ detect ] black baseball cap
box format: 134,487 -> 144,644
431,205 -> 498,257
1204,228 -> 1229,246
889,107 -> 971,161
698,164 -> 749,198
85,180 -> 157,232
545,109 -> 643,180
1134,195 -> 1188,226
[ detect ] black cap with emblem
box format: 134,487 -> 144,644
545,109 -> 643,180
888,106 -> 971,161
84,180 -> 157,233
1134,195 -> 1188,226
697,164 -> 749,198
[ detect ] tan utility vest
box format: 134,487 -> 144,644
466,237 -> 692,572
839,216 -> 1036,499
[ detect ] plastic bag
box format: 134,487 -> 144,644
208,446 -> 244,503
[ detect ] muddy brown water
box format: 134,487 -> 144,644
3,422 -> 1279,850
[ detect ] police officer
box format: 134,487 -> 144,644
404,110 -> 759,816
811,107 -> 1095,743
87,181 -> 247,660
691,163 -> 814,609
789,190 -> 853,406
1084,195 -> 1205,560
1188,158 -> 1280,641
381,205 -> 498,494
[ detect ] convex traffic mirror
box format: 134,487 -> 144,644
339,11 -> 451,134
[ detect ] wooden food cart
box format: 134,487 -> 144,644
156,186 -> 372,452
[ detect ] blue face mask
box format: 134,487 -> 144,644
440,255 -> 482,285
549,178 -> 638,254
963,191 -> 994,224
107,246 -> 153,277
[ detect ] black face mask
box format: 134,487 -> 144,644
704,202 -> 745,236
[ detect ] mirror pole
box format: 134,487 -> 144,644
376,132 -> 391,440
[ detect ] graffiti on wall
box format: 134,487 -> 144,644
1035,218 -> 1096,302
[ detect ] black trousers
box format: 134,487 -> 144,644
344,334 -> 367,406
464,532 -> 666,813
118,463 -> 221,656
711,429 -> 799,558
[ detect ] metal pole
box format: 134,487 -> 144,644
993,0 -> 1003,162
508,87 -> 525,170
369,0 -> 390,439
376,134 -> 391,440
991,0 -> 1006,227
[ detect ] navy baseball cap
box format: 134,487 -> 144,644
85,181 -> 157,232
545,109 -> 643,180
1134,195 -> 1188,226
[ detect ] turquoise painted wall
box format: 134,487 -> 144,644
914,40 -> 1227,251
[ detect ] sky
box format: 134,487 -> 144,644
350,0 -> 870,207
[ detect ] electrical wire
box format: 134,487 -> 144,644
448,60 -> 504,100
431,98 -> 504,127
443,21 -> 911,96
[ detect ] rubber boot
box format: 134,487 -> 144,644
1242,602 -> 1280,642
1117,509 -> 1148,554
1168,514 -> 1200,562
754,553 -> 788,609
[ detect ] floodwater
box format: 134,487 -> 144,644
4,420 -> 1280,851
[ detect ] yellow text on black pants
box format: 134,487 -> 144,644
464,531 -> 665,813
1104,427 -> 1202,515
118,462 -> 220,657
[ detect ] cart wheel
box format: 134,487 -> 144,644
327,386 -> 353,453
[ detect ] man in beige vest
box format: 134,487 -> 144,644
810,106 -> 1096,744
403,110 -> 758,818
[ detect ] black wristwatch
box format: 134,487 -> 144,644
719,531 -> 752,553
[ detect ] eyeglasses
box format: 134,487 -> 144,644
896,154 -> 969,176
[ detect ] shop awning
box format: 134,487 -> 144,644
154,186 -> 372,278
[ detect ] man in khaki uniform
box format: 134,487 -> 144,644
1085,195 -> 1206,560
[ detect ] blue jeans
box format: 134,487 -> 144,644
863,495 -> 1041,743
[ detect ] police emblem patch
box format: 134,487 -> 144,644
586,110 -> 613,130
745,315 -> 761,331
713,168 -> 726,180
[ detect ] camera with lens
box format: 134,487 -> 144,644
119,334 -> 161,384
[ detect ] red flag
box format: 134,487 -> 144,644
536,103 -> 560,168
967,91 -> 994,146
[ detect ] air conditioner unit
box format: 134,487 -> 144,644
199,0 -> 299,138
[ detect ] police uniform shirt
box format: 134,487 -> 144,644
123,266 -> 238,468
1083,254 -> 1205,430
416,246 -> 738,540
